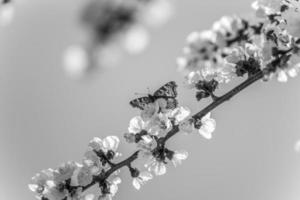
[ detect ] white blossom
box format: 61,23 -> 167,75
71,163 -> 93,187
28,169 -> 55,199
0,2 -> 14,26
145,157 -> 167,176
88,136 -> 120,155
198,113 -> 216,140
132,171 -> 153,190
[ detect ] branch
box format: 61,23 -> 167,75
82,151 -> 140,192
82,71 -> 264,192
162,71 -> 264,143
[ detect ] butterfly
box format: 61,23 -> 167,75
130,81 -> 178,111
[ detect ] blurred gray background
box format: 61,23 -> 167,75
1,0 -> 300,200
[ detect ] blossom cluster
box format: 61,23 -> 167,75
177,0 -> 300,101
125,97 -> 216,176
29,136 -> 123,200
29,84 -> 217,200
63,0 -> 174,79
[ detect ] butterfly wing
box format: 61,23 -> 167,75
153,81 -> 178,98
129,96 -> 154,110
153,81 -> 178,111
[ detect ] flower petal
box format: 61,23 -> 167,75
155,163 -> 166,176
88,137 -> 103,151
103,136 -> 120,152
132,178 -> 141,190
128,116 -> 144,134
139,171 -> 153,181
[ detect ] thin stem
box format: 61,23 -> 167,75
103,151 -> 140,179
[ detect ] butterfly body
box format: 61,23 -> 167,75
130,81 -> 178,111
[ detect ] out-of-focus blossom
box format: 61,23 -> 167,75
168,106 -> 191,124
83,150 -> 102,175
132,171 -> 153,190
276,62 -> 300,82
139,0 -> 174,27
88,136 -> 120,155
93,43 -> 123,69
28,169 -> 55,199
53,161 -> 78,184
63,45 -> 89,79
0,1 -> 14,26
213,15 -> 246,47
121,25 -> 150,54
65,0 -> 174,78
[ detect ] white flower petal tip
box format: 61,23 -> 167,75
172,150 -> 189,167
199,112 -> 216,140
28,184 -> 38,192
142,0 -> 174,27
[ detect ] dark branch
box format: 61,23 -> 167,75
81,70 -> 264,192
